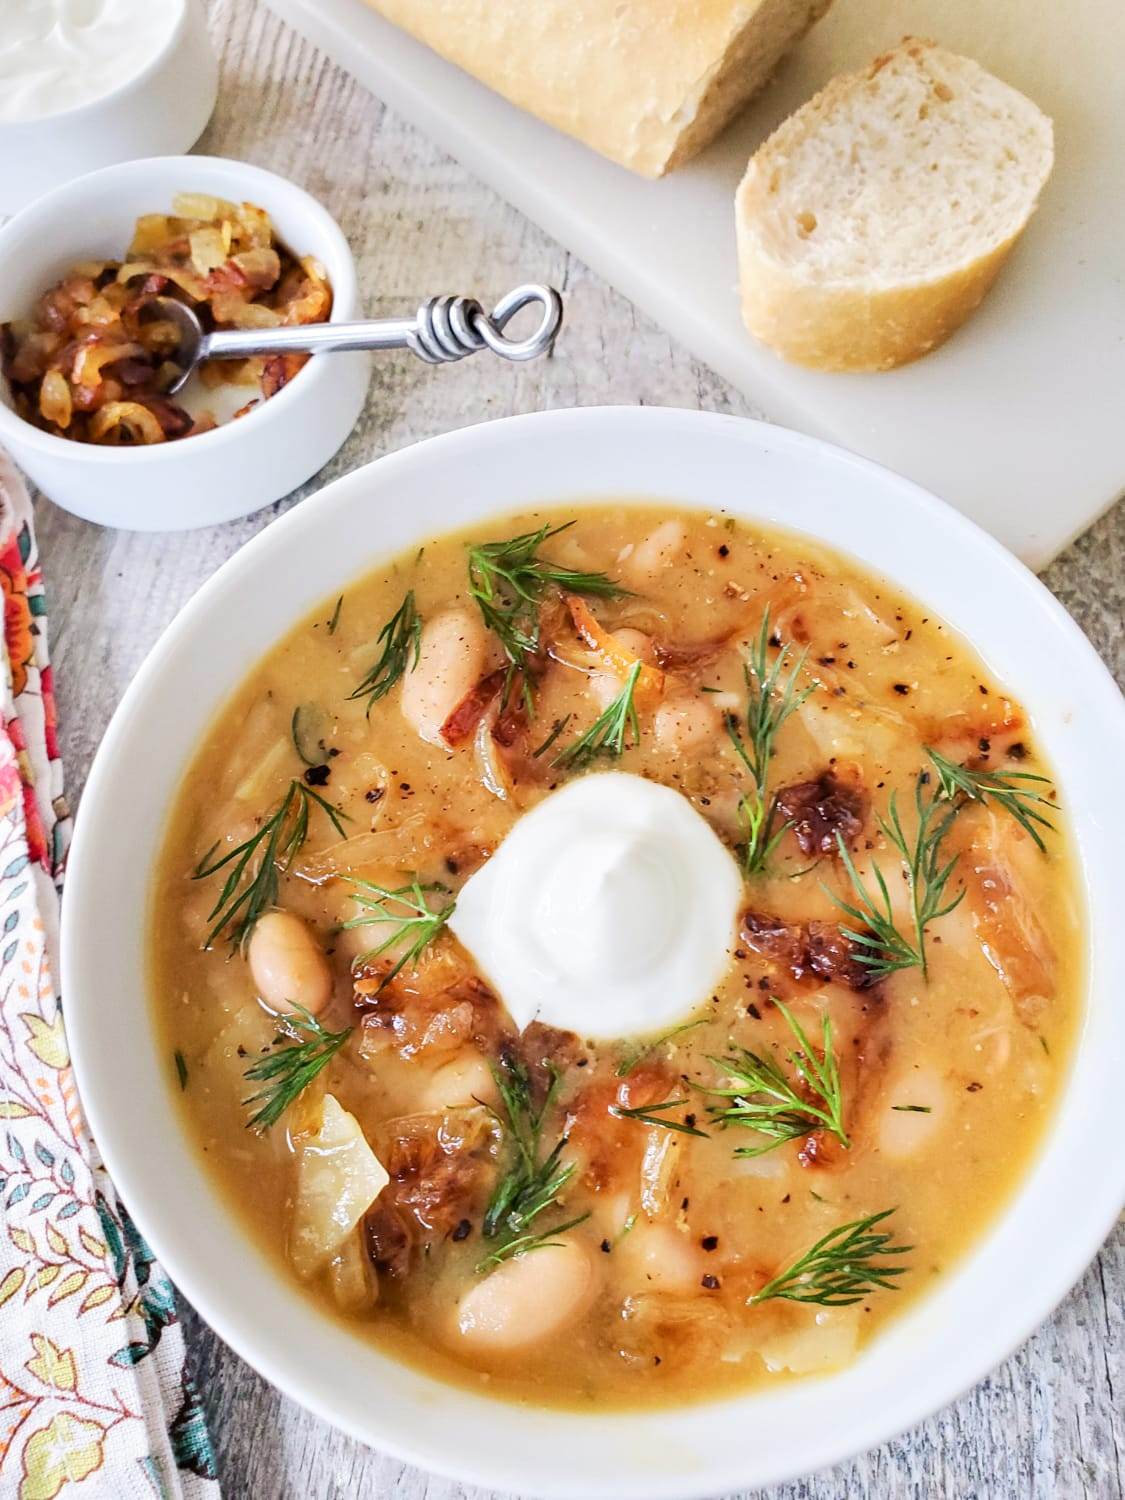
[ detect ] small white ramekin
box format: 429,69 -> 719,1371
0,0 -> 218,218
0,155 -> 370,530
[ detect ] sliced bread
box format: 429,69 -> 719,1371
735,38 -> 1055,371
364,0 -> 835,178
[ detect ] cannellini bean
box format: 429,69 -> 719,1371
588,670 -> 624,709
399,607 -> 490,748
587,629 -> 656,708
876,1065 -> 950,1160
653,693 -> 723,753
618,1221 -> 706,1295
625,519 -> 687,584
247,910 -> 332,1016
415,1050 -> 499,1111
454,1239 -> 595,1354
613,628 -> 656,663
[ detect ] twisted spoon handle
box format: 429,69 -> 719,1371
203,283 -> 562,365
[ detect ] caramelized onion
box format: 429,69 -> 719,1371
88,401 -> 166,444
3,195 -> 332,448
38,369 -> 71,429
565,595 -> 666,708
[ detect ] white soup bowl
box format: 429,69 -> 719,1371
61,408 -> 1125,1496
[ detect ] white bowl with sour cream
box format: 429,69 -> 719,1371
0,0 -> 217,216
61,407 -> 1125,1495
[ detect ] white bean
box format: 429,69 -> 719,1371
877,1065 -> 950,1160
415,1051 -> 499,1112
399,607 -> 490,748
653,694 -> 723,753
247,910 -> 332,1016
613,628 -> 656,663
626,519 -> 687,585
588,629 -> 656,708
454,1239 -> 595,1353
618,1221 -> 707,1295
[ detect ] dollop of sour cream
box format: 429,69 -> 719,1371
449,772 -> 742,1041
0,0 -> 182,124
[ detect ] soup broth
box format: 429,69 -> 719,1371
150,504 -> 1082,1408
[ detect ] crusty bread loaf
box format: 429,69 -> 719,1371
363,0 -> 835,177
735,38 -> 1055,371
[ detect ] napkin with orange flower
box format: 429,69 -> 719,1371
0,453 -> 218,1499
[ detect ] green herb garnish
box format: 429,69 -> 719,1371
173,1050 -> 188,1091
615,1018 -> 707,1077
748,1208 -> 911,1307
482,1056 -> 577,1253
925,747 -> 1055,852
475,1212 -> 590,1272
553,661 -> 641,768
349,590 -> 421,713
326,595 -> 343,635
890,1104 -> 932,1113
341,877 -> 456,989
608,1097 -> 710,1138
242,1004 -> 353,1132
703,1000 -> 847,1156
193,780 -> 347,950
829,775 -> 964,979
467,521 -> 625,711
614,1213 -> 638,1246
727,610 -> 813,875
531,714 -> 572,759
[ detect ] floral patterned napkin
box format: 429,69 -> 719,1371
0,453 -> 219,1499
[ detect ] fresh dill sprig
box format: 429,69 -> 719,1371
531,714 -> 572,759
467,521 -> 625,710
349,590 -> 422,713
482,1055 -> 577,1252
925,747 -> 1055,853
733,611 -> 814,785
242,1003 -> 353,1132
615,1018 -> 707,1077
703,1000 -> 848,1156
727,610 -> 813,875
474,1212 -> 590,1273
553,661 -> 642,768
731,776 -> 788,879
829,775 -> 964,979
748,1208 -> 911,1307
609,1097 -> 710,1138
341,877 -> 456,989
193,780 -> 347,951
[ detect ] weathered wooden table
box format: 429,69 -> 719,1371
37,1 -> 1124,1494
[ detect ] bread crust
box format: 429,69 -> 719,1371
736,171 -> 1022,372
363,0 -> 833,177
735,40 -> 1054,371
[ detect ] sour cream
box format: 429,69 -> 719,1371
0,0 -> 182,124
449,772 -> 742,1041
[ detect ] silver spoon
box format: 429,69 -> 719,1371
148,282 -> 563,395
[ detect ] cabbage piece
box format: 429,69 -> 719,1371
756,1306 -> 860,1374
290,1095 -> 389,1279
327,1229 -> 379,1314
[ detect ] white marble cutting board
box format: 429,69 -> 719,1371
263,0 -> 1125,569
